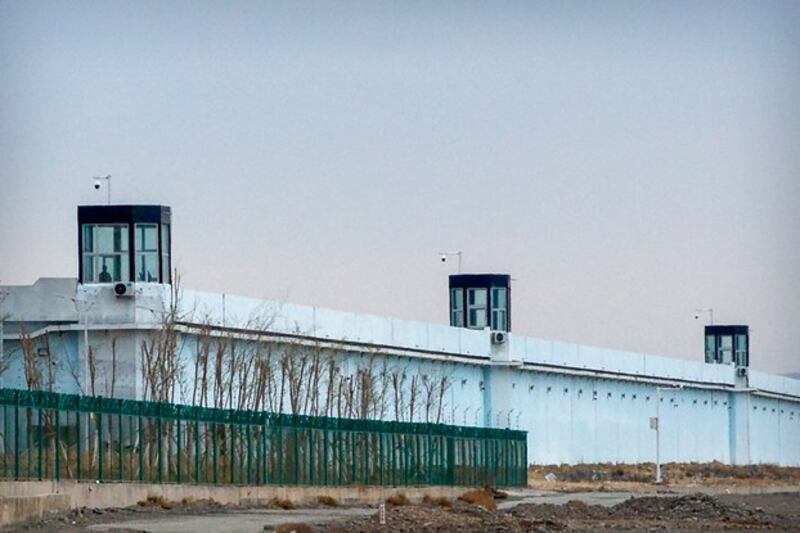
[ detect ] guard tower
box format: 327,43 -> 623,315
78,205 -> 172,285
704,325 -> 749,367
448,274 -> 511,332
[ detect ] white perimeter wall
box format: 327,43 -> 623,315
2,280 -> 800,466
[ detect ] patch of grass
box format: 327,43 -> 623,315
275,523 -> 313,533
317,495 -> 339,507
269,497 -> 296,510
458,489 -> 497,511
386,493 -> 410,506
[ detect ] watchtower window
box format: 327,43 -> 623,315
81,224 -> 129,283
467,288 -> 487,329
135,224 -> 159,282
718,335 -> 733,364
703,325 -> 749,367
705,335 -> 716,363
160,224 -> 171,283
491,287 -> 507,331
735,334 -> 748,367
450,288 -> 464,327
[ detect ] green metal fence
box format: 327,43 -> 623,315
0,388 -> 527,487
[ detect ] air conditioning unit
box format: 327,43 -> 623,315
113,282 -> 135,298
491,331 -> 507,345
736,367 -> 748,378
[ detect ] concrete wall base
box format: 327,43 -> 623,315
0,481 -> 468,527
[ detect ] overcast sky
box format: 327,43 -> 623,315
1,1 -> 798,374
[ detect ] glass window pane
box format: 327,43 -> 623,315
466,288 -> 487,328
161,254 -> 170,283
451,288 -> 463,310
492,288 -> 507,310
705,336 -> 716,363
161,224 -> 170,250
468,288 -> 487,307
82,254 -> 94,283
96,255 -> 121,282
450,288 -> 464,327
492,310 -> 507,331
719,335 -> 733,364
82,225 -> 93,252
135,224 -> 158,251
92,224 -> 128,253
475,289 -> 486,306
735,334 -> 748,366
735,334 -> 747,353
115,225 -> 127,251
95,226 -> 114,253
160,224 -> 171,283
136,253 -> 159,282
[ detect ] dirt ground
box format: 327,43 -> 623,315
5,463 -> 800,532
6,491 -> 800,532
322,491 -> 800,532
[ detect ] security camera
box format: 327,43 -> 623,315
94,179 -> 101,190
693,313 -> 699,320
440,254 -> 447,262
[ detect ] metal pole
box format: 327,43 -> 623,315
655,387 -> 661,483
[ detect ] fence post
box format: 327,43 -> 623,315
55,409 -> 61,481
308,428 -> 314,486
378,431 -> 384,486
76,411 -> 82,480
246,424 -> 252,485
138,415 -> 144,482
261,416 -> 270,485
37,408 -> 43,480
14,396 -> 19,480
118,409 -> 123,481
212,423 -> 218,485
194,416 -> 200,484
322,428 -> 328,486
157,417 -> 162,483
177,419 -> 182,484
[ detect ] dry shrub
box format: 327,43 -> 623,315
180,496 -> 195,506
459,489 -> 497,511
422,494 -> 452,508
137,494 -> 173,510
317,495 -> 339,507
386,493 -> 410,506
275,523 -> 313,533
270,497 -> 296,510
